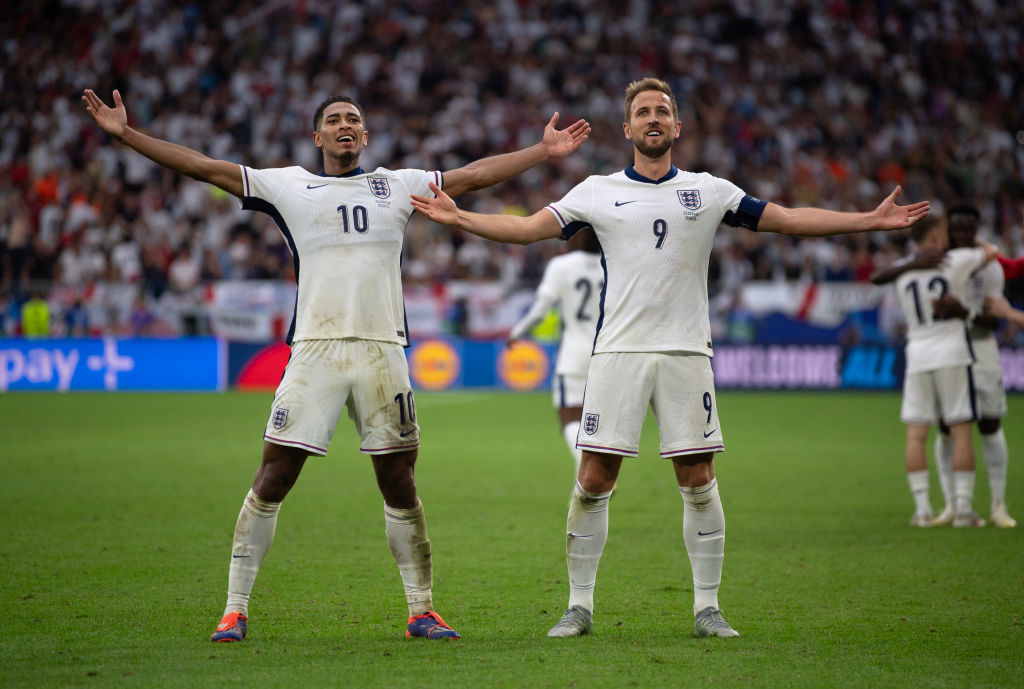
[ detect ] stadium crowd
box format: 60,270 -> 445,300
1,0 -> 1023,339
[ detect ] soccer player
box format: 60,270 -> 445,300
411,77 -> 930,638
507,227 -> 603,475
871,215 -> 997,527
82,88 -> 591,642
871,205 -> 1015,528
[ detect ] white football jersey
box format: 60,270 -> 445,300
240,165 -> 441,345
894,247 -> 986,374
545,166 -> 760,356
509,250 -> 604,376
964,259 -> 1005,371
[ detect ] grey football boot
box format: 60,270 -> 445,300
694,607 -> 740,638
547,606 -> 593,637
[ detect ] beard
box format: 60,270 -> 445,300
335,149 -> 360,168
633,133 -> 674,160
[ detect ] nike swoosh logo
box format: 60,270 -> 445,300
399,430 -> 415,437
703,428 -> 718,438
231,555 -> 251,559
697,529 -> 723,537
614,200 -> 637,206
307,183 -> 328,189
567,532 -> 593,539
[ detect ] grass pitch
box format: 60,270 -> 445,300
1,390 -> 1022,688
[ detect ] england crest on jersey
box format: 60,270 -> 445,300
678,190 -> 701,210
368,177 -> 391,199
583,412 -> 600,435
272,407 -> 289,430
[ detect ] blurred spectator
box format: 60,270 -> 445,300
21,291 -> 50,337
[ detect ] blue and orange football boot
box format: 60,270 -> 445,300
210,612 -> 247,642
405,611 -> 460,639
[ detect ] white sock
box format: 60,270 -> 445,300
982,429 -> 1008,506
954,471 -> 976,514
224,489 -> 281,617
681,479 -> 725,616
934,433 -> 954,508
907,470 -> 931,515
385,499 -> 433,616
562,421 -> 582,475
565,480 -> 612,614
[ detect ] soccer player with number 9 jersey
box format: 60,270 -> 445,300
412,77 -> 930,639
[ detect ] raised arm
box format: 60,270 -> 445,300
411,182 -> 563,245
82,89 -> 243,197
441,112 -> 590,198
759,186 -> 929,237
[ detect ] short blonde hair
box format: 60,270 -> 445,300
623,78 -> 679,122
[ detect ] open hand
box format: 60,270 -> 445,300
82,89 -> 128,139
411,182 -> 459,226
542,112 -> 591,158
872,186 -> 930,229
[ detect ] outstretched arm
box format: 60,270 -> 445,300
82,89 -> 243,197
411,182 -> 562,244
984,295 -> 1024,327
759,186 -> 929,237
441,113 -> 590,198
869,248 -> 945,285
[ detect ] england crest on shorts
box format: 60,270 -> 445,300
583,412 -> 600,435
678,190 -> 701,210
368,177 -> 391,199
271,407 -> 289,430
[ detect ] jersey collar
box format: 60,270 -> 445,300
624,164 -> 678,184
318,167 -> 365,178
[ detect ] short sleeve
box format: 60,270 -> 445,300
240,166 -> 299,208
545,177 -> 596,240
392,168 -> 443,198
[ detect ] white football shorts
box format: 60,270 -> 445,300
553,372 -> 588,409
577,352 -> 723,458
971,338 -> 1007,420
900,365 -> 976,426
264,338 -> 420,456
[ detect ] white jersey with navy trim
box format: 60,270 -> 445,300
239,165 -> 441,345
894,247 -> 987,374
544,165 -> 761,356
509,250 -> 604,376
964,260 -> 1004,372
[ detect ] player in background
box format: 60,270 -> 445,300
82,88 -> 590,642
871,204 -> 1015,528
870,216 -> 997,527
411,77 -> 930,639
507,227 -> 603,476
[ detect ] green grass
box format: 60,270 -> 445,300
1,390 -> 1022,688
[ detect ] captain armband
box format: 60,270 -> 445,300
723,195 -> 767,231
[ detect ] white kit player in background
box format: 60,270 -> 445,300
872,216 -> 997,528
873,204 -> 1015,528
82,88 -> 590,642
412,77 -> 930,639
508,227 -> 603,475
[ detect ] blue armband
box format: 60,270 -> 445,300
723,195 -> 767,231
